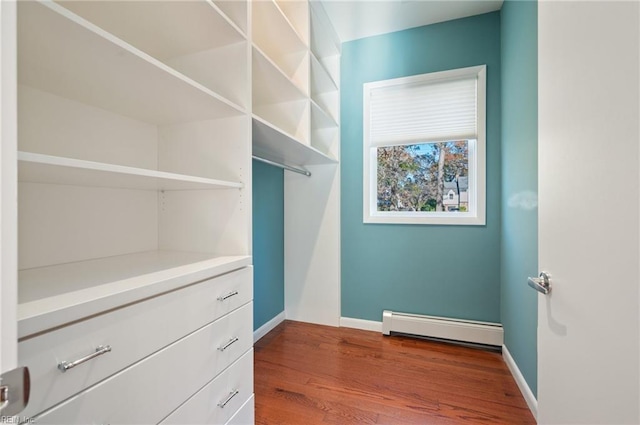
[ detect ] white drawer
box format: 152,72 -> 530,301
226,394 -> 254,425
32,303 -> 253,424
19,266 -> 252,417
160,351 -> 253,425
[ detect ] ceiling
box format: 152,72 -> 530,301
320,0 -> 504,42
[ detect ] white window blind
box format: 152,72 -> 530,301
368,76 -> 478,147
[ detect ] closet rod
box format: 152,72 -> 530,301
252,155 -> 311,177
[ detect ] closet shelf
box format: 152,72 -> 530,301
18,1 -> 245,126
212,0 -> 248,37
18,251 -> 252,338
311,100 -> 338,129
311,53 -> 338,94
253,0 -> 308,55
18,152 -> 244,191
252,46 -> 308,105
310,3 -> 341,59
57,0 -> 246,61
252,116 -> 337,167
274,0 -> 310,47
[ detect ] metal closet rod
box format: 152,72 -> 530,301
252,155 -> 311,177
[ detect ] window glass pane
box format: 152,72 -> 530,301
376,141 -> 470,212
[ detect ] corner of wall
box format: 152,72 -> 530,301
499,0 -> 539,398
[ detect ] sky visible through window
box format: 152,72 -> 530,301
377,141 -> 470,212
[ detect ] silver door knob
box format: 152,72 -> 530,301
528,272 -> 551,294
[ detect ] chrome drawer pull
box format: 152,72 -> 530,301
217,337 -> 239,352
217,390 -> 239,408
217,291 -> 238,301
58,345 -> 112,373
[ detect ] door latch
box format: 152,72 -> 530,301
0,366 -> 30,416
528,271 -> 551,295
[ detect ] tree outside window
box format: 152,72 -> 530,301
377,141 -> 469,212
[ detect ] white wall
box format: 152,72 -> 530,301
284,164 -> 340,326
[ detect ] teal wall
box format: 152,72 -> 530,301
341,13 -> 502,323
500,0 -> 538,395
252,160 -> 285,330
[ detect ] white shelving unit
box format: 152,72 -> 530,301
17,0 -> 251,336
309,2 -> 340,159
251,0 -> 342,328
251,0 -> 339,166
2,0 -> 341,420
11,0 -> 255,422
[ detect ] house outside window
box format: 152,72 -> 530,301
363,65 -> 486,225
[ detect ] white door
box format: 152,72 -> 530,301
538,1 -> 640,424
0,0 -> 18,376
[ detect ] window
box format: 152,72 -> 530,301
363,65 -> 486,225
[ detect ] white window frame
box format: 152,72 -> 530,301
363,65 -> 486,225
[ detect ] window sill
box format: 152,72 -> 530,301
364,212 -> 485,226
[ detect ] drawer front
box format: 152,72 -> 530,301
19,266 -> 252,417
160,351 -> 253,425
226,394 -> 255,425
32,303 -> 253,425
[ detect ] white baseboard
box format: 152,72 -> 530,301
340,317 -> 383,332
254,311 -> 286,343
502,344 -> 538,418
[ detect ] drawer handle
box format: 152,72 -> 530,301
58,345 -> 112,373
217,337 -> 239,352
217,291 -> 239,301
217,389 -> 239,408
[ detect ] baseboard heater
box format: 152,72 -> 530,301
382,310 -> 503,347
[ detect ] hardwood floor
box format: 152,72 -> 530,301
254,321 -> 535,425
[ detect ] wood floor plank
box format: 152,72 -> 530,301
255,321 -> 536,424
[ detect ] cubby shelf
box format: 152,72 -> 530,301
311,53 -> 338,94
311,100 -> 338,129
310,2 -> 341,59
18,1 -> 245,126
252,0 -> 309,95
275,0 -> 310,46
18,152 -> 244,191
18,251 -> 252,337
252,46 -> 308,105
213,0 -> 249,37
253,0 -> 307,56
